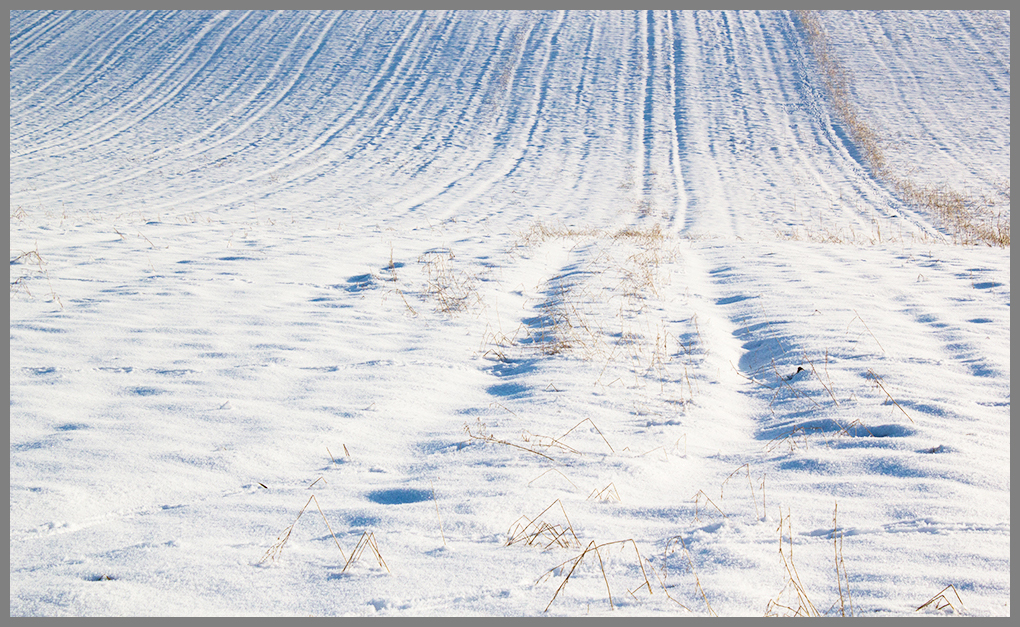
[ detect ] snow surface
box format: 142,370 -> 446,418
10,10 -> 1010,616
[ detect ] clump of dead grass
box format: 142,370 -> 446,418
463,418 -> 557,462
764,504 -> 859,617
655,534 -> 717,615
531,284 -> 607,360
464,417 -> 616,462
506,499 -> 581,550
587,483 -> 621,502
418,248 -> 480,314
765,506 -> 819,617
342,531 -> 390,574
510,220 -> 600,250
510,222 -> 681,369
916,584 -> 966,615
259,494 -> 390,574
537,538 -> 653,612
829,502 -> 854,617
9,242 -> 62,308
259,495 -> 346,565
892,178 -> 1009,246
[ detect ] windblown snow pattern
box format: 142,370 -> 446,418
10,10 -> 1010,616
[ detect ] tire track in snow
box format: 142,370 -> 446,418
392,20 -> 533,213
299,10 -> 438,163
386,12 -> 568,221
10,12 -> 143,112
694,239 -> 1008,489
559,13 -> 635,225
302,12 -> 509,202
760,12 -> 920,234
634,11 -> 687,225
143,11 -> 347,177
12,12 -> 647,229
126,13 -> 321,158
471,11 -> 638,230
490,11 -> 666,229
673,10 -> 737,239
8,10 -> 76,61
11,11 -> 239,165
656,12 -> 1007,594
328,15 -> 517,214
10,12 -> 347,207
134,11 -> 437,215
663,11 -> 687,229
637,10 -> 655,217
11,11 -> 263,194
9,12 -> 1010,614
506,12 -> 567,179
325,12 -> 464,166
442,12 -> 567,212
668,236 -> 1009,615
11,12 -> 513,217
10,12 -> 168,150
550,12 -> 646,225
26,11 -> 353,213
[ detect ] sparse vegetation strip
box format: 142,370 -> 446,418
796,10 -> 1008,246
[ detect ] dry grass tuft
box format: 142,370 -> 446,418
506,499 -> 581,550
259,495 -> 345,565
865,368 -> 914,423
612,223 -> 677,302
893,178 -> 1010,247
764,426 -> 811,454
9,242 -> 63,308
527,468 -> 579,490
537,538 -> 653,612
464,418 -> 558,462
10,246 -> 44,268
418,248 -> 479,314
847,309 -> 886,355
765,507 -> 819,617
342,531 -> 389,574
479,322 -> 523,362
510,220 -> 600,250
557,417 -> 615,454
803,351 -> 839,406
586,483 -> 621,502
829,502 -> 855,617
720,463 -> 763,520
383,286 -> 418,317
657,534 -> 717,616
531,286 -> 606,360
500,221 -> 686,392
916,584 -> 966,615
692,490 -> 727,522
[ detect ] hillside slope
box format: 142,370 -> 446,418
10,10 -> 1010,616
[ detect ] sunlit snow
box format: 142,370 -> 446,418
10,10 -> 1010,616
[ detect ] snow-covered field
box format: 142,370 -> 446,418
10,10 -> 1009,616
